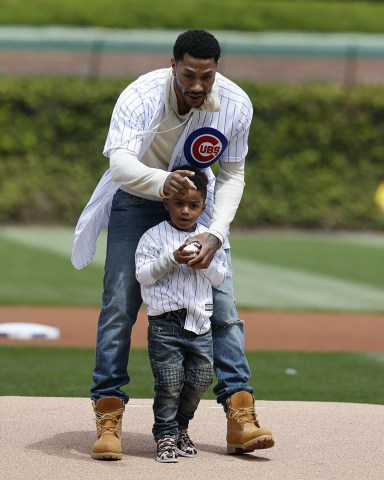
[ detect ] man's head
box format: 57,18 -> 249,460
173,30 -> 221,64
171,30 -> 221,114
163,166 -> 208,232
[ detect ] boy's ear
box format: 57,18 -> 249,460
163,198 -> 169,210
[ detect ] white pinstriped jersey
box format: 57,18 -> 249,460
136,221 -> 228,335
71,67 -> 253,270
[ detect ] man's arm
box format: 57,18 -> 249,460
209,159 -> 245,243
110,148 -> 197,198
187,160 -> 245,269
110,148 -> 170,197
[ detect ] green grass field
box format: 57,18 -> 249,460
1,226 -> 383,312
1,345 -> 383,404
0,227 -> 383,403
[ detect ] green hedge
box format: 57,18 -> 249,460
238,82 -> 384,230
3,0 -> 384,33
1,77 -> 383,230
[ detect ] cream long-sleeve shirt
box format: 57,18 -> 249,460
71,67 -> 252,269
109,69 -> 245,245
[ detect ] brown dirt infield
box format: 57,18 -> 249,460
0,306 -> 383,352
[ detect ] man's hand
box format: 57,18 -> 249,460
180,232 -> 221,269
163,170 -> 197,197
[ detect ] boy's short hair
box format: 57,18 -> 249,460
173,165 -> 208,201
173,30 -> 221,63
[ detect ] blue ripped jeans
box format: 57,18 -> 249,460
91,189 -> 253,406
148,309 -> 213,440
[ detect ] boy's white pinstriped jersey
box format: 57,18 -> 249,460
135,221 -> 228,335
71,68 -> 253,270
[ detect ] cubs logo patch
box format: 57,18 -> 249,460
184,127 -> 228,168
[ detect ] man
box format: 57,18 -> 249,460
72,29 -> 275,459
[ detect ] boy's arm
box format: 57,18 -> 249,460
201,248 -> 228,287
149,253 -> 178,282
135,234 -> 178,285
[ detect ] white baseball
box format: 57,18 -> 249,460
183,241 -> 202,254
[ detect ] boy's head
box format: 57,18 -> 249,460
163,166 -> 208,232
182,165 -> 208,200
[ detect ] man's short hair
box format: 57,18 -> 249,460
173,30 -> 221,64
173,165 -> 208,201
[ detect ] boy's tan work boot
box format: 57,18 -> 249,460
92,397 -> 125,460
226,391 -> 275,454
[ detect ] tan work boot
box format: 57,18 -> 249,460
226,391 -> 275,454
92,397 -> 125,460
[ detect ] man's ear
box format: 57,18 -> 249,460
171,57 -> 176,75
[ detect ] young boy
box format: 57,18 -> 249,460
135,166 -> 228,463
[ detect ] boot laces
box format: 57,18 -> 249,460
95,407 -> 124,437
228,406 -> 260,427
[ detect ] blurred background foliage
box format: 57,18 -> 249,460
1,0 -> 384,230
1,78 -> 383,230
2,0 -> 384,32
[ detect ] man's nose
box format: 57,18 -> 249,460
191,80 -> 204,92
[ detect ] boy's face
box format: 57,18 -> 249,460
163,189 -> 205,232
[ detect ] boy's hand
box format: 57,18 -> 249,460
180,233 -> 221,269
173,242 -> 202,264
